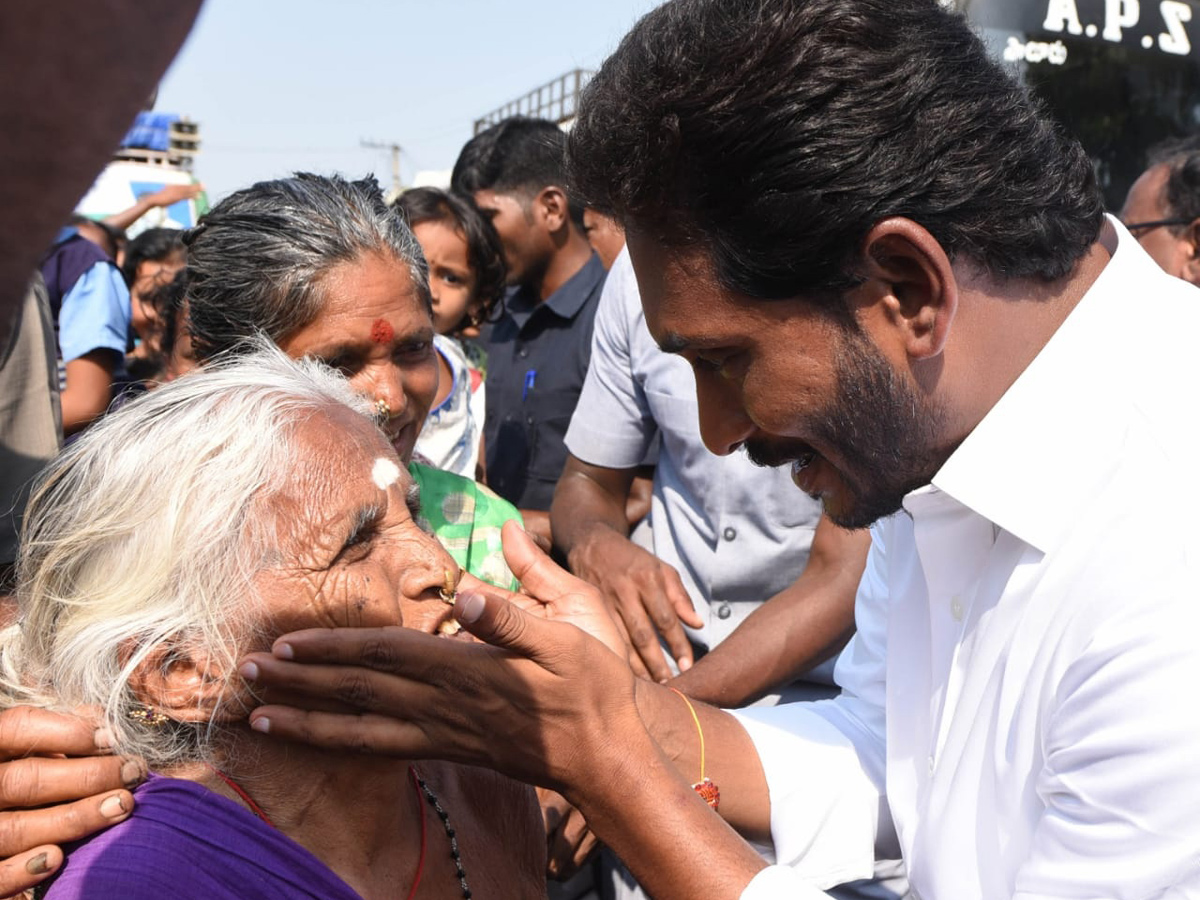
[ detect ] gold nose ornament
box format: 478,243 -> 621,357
375,397 -> 391,418
439,569 -> 459,606
437,569 -> 463,636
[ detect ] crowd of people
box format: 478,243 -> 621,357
0,0 -> 1198,898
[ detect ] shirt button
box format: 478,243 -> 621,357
951,596 -> 963,621
716,603 -> 732,620
504,414 -> 514,423
518,348 -> 528,359
525,415 -> 534,425
722,526 -> 737,541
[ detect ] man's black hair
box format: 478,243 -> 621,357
451,117 -> 582,226
568,0 -> 1104,304
392,187 -> 508,319
1147,135 -> 1200,228
121,227 -> 185,287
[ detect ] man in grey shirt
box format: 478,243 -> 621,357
552,247 -> 869,704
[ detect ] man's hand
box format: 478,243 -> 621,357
0,708 -> 143,897
459,521 -> 628,658
241,588 -> 643,794
539,787 -> 599,881
569,527 -> 703,683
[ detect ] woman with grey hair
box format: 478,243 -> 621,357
184,172 -> 520,591
2,345 -> 546,898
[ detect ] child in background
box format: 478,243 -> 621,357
393,187 -> 506,482
122,228 -> 186,382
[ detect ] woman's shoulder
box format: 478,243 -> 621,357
41,775 -> 362,900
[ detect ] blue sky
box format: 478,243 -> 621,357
156,0 -> 661,200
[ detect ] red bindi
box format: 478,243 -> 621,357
370,318 -> 394,344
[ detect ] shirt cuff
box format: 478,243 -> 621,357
740,865 -> 831,899
731,703 -> 879,887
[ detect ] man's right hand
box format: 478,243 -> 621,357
0,707 -> 143,897
568,527 -> 703,683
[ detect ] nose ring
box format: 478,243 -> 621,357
375,397 -> 391,418
439,569 -> 459,606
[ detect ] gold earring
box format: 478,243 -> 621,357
375,397 -> 391,418
439,569 -> 459,606
128,705 -> 169,728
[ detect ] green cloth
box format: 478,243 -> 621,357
409,462 -> 521,590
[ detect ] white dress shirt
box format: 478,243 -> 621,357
734,220 -> 1200,899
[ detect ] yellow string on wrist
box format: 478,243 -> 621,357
669,687 -> 720,810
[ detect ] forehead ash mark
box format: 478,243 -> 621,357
370,318 -> 394,344
372,457 -> 402,490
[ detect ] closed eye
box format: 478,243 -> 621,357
340,504 -> 383,557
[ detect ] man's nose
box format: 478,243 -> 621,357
695,377 -> 755,456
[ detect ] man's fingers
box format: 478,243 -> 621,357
614,588 -> 673,684
0,789 -> 133,859
501,520 -> 590,601
0,755 -> 143,808
0,844 -> 63,897
0,707 -> 107,760
248,707 -> 435,759
242,651 -> 442,717
610,614 -> 651,680
261,625 -> 439,670
662,569 -> 704,629
455,591 -> 573,667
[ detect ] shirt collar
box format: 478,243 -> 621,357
507,253 -> 605,323
927,216 -> 1166,553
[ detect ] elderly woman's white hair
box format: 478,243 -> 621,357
0,339 -> 374,766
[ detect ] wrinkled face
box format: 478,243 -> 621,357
1121,164 -> 1191,277
277,252 -> 438,464
472,189 -> 545,287
130,249 -> 186,340
413,219 -> 479,334
582,209 -> 626,270
628,234 -> 947,530
253,405 -> 459,638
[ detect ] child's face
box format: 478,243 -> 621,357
413,219 -> 479,335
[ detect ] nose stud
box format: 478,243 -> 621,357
375,397 -> 391,419
439,569 -> 459,606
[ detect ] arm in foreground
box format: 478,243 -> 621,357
0,707 -> 140,897
670,518 -> 869,707
243,593 -> 775,900
240,522 -> 800,898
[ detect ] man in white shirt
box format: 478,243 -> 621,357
237,1 -> 1200,898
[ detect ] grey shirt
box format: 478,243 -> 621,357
564,249 -> 831,679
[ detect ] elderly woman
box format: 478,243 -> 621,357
0,347 -> 546,898
184,173 -> 519,590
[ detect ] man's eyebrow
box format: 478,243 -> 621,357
405,481 -> 422,520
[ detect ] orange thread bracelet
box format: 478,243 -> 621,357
670,687 -> 720,810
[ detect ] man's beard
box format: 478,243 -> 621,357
746,328 -> 949,530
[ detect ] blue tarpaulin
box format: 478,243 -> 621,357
120,112 -> 181,152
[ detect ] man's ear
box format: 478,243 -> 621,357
126,641 -> 244,725
533,186 -> 571,234
1180,219 -> 1200,287
853,217 -> 958,362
